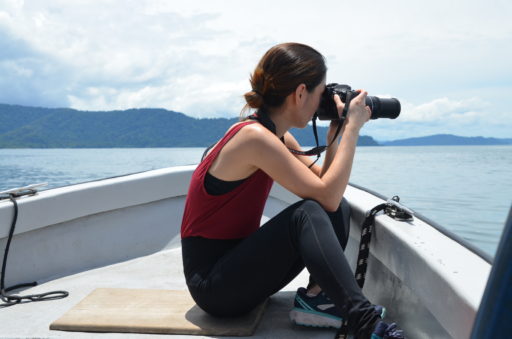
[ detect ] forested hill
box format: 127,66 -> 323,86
381,134 -> 512,146
0,104 -> 379,148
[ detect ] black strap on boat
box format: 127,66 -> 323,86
1,189 -> 69,308
335,196 -> 414,338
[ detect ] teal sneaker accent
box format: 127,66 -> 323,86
289,287 -> 387,329
290,288 -> 342,328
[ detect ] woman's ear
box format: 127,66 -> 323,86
295,83 -> 307,105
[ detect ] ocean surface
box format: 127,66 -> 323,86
1,146 -> 511,259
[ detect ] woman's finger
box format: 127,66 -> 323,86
333,94 -> 344,107
333,94 -> 345,119
366,106 -> 372,121
354,89 -> 368,104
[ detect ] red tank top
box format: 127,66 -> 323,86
181,121 -> 274,239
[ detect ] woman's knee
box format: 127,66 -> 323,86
297,199 -> 326,214
293,199 -> 332,230
296,199 -> 350,250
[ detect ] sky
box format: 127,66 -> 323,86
1,0 -> 511,141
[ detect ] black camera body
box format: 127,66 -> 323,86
316,83 -> 401,121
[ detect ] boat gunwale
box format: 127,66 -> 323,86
348,182 -> 494,264
0,166 -> 494,264
0,165 -> 197,238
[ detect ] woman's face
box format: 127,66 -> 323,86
299,79 -> 326,126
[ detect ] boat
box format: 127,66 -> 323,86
0,165 -> 508,338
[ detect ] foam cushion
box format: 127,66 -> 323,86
50,288 -> 267,336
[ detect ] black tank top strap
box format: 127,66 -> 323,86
204,172 -> 246,195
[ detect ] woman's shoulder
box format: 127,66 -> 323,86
204,121 -> 270,160
227,120 -> 274,140
220,120 -> 283,158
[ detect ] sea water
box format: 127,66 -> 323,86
1,145 -> 510,258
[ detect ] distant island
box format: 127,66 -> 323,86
381,134 -> 512,146
0,103 -> 510,148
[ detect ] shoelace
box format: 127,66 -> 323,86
374,322 -> 405,339
334,321 -> 405,339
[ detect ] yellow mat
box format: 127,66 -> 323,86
50,288 -> 267,336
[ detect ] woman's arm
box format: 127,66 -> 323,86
283,132 -> 322,177
283,119 -> 344,178
243,92 -> 370,212
320,120 -> 344,177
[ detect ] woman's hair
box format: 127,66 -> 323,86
241,42 -> 327,117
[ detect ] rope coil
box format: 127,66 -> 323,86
1,191 -> 69,308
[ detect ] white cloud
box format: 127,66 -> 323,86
0,0 -> 511,136
400,97 -> 489,123
362,96 -> 510,140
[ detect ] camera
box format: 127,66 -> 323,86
316,83 -> 401,121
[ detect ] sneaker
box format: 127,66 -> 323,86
371,321 -> 405,339
289,287 -> 386,329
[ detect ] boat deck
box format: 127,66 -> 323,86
1,245 -> 334,338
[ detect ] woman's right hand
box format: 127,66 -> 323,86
333,90 -> 371,132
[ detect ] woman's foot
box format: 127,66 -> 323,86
371,321 -> 405,339
334,320 -> 405,339
289,287 -> 386,329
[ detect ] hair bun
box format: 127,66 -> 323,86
240,43 -> 326,119
244,89 -> 263,109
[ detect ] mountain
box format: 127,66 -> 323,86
0,104 -> 379,148
4,104 -> 507,148
381,134 -> 512,146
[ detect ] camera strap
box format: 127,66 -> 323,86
289,90 -> 353,162
287,115 -> 328,168
249,107 -> 345,168
300,90 -> 353,165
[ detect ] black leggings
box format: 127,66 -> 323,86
181,199 -> 380,336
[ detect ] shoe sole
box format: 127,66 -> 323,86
289,308 -> 342,328
289,306 -> 386,329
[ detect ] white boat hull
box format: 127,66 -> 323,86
0,166 -> 491,338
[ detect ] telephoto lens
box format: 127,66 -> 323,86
366,95 -> 401,120
316,83 -> 401,121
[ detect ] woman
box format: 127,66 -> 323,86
181,43 -> 405,339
